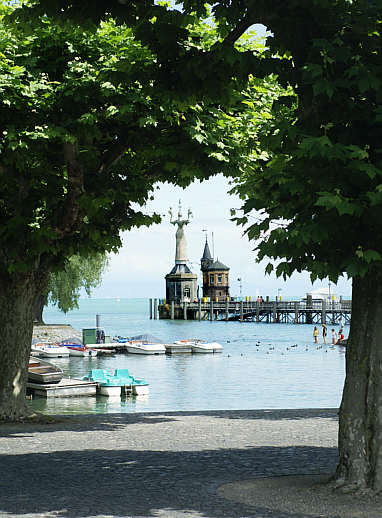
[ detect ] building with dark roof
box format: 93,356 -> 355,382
200,238 -> 230,301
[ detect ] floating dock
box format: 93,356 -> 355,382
27,378 -> 97,398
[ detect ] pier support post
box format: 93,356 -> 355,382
184,302 -> 188,320
198,299 -> 201,321
225,300 -> 229,321
294,302 -> 299,324
171,301 -> 175,320
154,298 -> 158,320
321,299 -> 326,324
240,301 -> 243,322
273,301 -> 277,322
149,299 -> 153,319
256,301 -> 260,322
306,294 -> 313,324
210,300 -> 214,321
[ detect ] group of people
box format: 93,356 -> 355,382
313,319 -> 345,345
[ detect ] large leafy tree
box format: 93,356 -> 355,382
34,253 -> 108,324
33,0 -> 382,495
0,2 -> 253,420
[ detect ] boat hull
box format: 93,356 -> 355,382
98,385 -> 121,397
67,347 -> 98,357
191,342 -> 223,353
28,357 -> 63,384
31,345 -> 70,358
126,343 -> 165,355
165,343 -> 192,354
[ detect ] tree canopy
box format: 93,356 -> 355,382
0,0 -> 262,421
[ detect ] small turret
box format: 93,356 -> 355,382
200,238 -> 230,301
200,237 -> 213,271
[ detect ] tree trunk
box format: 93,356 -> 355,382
0,271 -> 49,421
34,293 -> 47,324
336,266 -> 382,494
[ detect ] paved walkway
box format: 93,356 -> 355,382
0,409 -> 380,518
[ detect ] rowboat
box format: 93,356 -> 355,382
28,357 -> 63,384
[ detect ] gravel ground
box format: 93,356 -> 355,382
0,408 -> 380,518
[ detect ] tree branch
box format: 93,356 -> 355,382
221,14 -> 253,47
98,141 -> 128,174
55,142 -> 84,238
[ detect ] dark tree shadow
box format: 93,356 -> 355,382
0,445 -> 338,517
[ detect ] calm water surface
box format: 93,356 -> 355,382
30,298 -> 347,415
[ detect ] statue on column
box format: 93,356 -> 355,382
169,200 -> 193,264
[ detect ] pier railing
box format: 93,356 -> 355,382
153,298 -> 352,324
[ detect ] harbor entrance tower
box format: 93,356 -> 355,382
165,202 -> 197,303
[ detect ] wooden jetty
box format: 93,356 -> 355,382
27,378 -> 97,398
154,297 -> 352,325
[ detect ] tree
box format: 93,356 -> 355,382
40,0 -> 382,495
34,253 -> 108,324
224,1 -> 381,495
0,3 -> 254,420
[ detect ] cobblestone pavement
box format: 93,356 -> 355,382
0,409 -> 340,518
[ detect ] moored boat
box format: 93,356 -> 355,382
125,341 -> 165,355
63,344 -> 98,357
28,357 -> 63,384
191,341 -> 223,353
173,339 -> 223,353
31,342 -> 70,358
82,368 -> 149,396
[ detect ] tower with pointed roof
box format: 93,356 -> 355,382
201,237 -> 230,301
165,201 -> 198,303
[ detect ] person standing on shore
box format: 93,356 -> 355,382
322,323 -> 327,344
313,326 -> 319,343
338,317 -> 344,334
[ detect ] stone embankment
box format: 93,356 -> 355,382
32,324 -> 82,343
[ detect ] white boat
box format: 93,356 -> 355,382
165,342 -> 192,354
65,345 -> 98,357
191,341 -> 223,353
173,339 -> 223,353
30,343 -> 70,358
125,341 -> 166,355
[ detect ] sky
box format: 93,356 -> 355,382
91,174 -> 352,300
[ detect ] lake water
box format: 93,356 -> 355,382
30,298 -> 347,415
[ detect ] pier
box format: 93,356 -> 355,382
154,297 -> 352,325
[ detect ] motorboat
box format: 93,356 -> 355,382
125,341 -> 165,355
164,341 -> 192,354
190,340 -> 223,353
82,368 -> 149,396
64,344 -> 98,357
28,356 -> 63,384
30,342 -> 70,358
